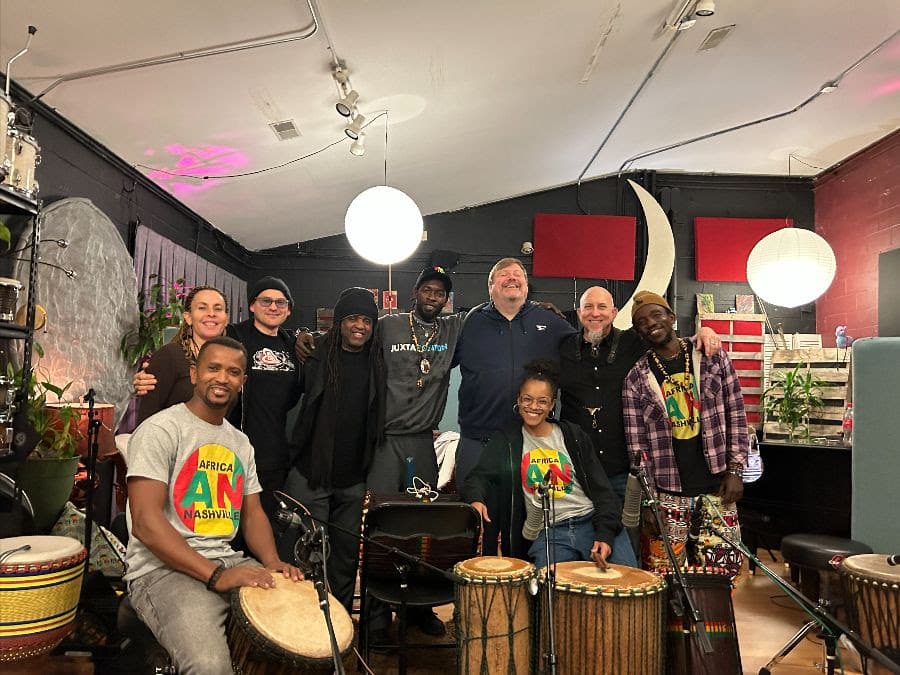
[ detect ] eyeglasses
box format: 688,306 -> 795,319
519,395 -> 552,408
257,297 -> 289,308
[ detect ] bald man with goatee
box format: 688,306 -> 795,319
558,287 -> 720,567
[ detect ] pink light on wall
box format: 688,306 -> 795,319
144,143 -> 249,198
873,78 -> 900,97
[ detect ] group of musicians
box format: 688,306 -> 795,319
123,258 -> 749,674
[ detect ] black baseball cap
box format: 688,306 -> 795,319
414,266 -> 452,293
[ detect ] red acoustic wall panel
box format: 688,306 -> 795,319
694,217 -> 792,281
532,213 -> 636,279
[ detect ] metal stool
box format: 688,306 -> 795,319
760,534 -> 872,675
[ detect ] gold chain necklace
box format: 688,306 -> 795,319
409,311 -> 439,388
649,338 -> 696,422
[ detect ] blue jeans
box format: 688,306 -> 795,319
607,472 -> 639,567
528,511 -> 637,569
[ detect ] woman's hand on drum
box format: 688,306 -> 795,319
133,362 -> 157,395
470,502 -> 491,523
590,541 -> 611,570
215,565 -> 278,592
267,561 -> 304,582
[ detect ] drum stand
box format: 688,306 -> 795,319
634,467 -> 714,671
305,525 -> 347,675
537,477 -> 558,675
700,498 -> 900,675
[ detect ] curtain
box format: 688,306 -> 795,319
133,225 -> 247,321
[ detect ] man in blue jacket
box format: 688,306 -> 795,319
453,258 -> 575,552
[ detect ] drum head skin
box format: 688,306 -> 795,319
553,562 -> 666,596
237,575 -> 353,660
455,556 -> 534,580
842,554 -> 900,584
0,536 -> 84,567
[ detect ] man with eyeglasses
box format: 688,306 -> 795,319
134,276 -> 301,547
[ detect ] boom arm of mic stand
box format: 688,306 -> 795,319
634,467 -> 714,655
306,529 -> 346,675
704,516 -> 900,675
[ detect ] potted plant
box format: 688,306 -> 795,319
120,275 -> 188,367
762,363 -> 824,442
11,361 -> 84,532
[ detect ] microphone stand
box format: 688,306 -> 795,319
304,525 -> 346,675
700,499 -> 900,675
82,388 -> 101,567
537,475 -> 558,675
634,466 -> 713,669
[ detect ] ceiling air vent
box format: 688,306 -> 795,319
270,119 -> 300,141
698,24 -> 735,51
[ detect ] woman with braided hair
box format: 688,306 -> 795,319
136,286 -> 229,425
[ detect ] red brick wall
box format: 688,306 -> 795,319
814,131 -> 900,346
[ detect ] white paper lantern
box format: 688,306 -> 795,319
344,186 -> 423,265
746,228 -> 836,308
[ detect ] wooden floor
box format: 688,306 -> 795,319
362,552 -> 866,675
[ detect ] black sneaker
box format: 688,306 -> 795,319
413,609 -> 446,637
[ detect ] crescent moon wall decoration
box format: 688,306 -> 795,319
613,179 -> 676,329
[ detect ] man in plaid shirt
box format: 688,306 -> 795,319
623,291 -> 748,577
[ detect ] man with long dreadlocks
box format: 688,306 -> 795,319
283,287 -> 383,613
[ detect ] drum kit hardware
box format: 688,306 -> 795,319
2,26 -> 41,204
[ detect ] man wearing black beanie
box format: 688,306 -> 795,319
284,287 -> 383,613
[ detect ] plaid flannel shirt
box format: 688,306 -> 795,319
622,338 -> 749,493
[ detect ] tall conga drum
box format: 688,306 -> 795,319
664,566 -> 741,675
0,535 -> 87,661
539,562 -> 667,675
228,574 -> 354,674
841,554 -> 900,675
454,556 -> 534,675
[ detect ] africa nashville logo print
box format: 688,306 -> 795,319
173,444 -> 245,535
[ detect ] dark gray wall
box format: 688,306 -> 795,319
256,172 -> 816,335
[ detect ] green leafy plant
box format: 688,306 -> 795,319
763,363 -> 824,442
120,275 -> 189,367
8,356 -> 83,459
0,219 -> 10,251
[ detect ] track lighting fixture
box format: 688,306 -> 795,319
349,134 -> 366,156
695,0 -> 715,17
336,90 -> 359,117
344,113 -> 366,140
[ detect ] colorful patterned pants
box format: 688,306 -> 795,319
641,492 -> 742,579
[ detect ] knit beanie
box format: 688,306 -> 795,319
249,276 -> 293,308
631,290 -> 672,318
333,287 -> 378,324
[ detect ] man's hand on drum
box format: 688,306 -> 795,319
590,541 -> 611,570
266,560 -> 304,582
133,362 -> 157,395
213,565 -> 279,592
470,501 -> 491,523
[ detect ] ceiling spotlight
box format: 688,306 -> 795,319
349,134 -> 366,156
344,113 -> 366,140
695,0 -> 715,16
677,15 -> 697,30
336,90 -> 359,117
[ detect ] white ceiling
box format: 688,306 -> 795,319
2,1 -> 899,250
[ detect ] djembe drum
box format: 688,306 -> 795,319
228,574 -> 354,674
538,561 -> 667,675
841,554 -> 900,675
0,535 -> 87,661
454,556 -> 534,675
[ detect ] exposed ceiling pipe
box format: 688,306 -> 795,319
23,0 -> 319,105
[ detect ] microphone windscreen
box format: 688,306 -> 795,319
622,473 -> 642,528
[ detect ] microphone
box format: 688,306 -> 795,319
887,554 -> 900,566
688,499 -> 704,541
622,471 -> 643,528
538,468 -> 555,493
274,503 -> 314,543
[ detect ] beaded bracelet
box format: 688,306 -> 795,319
206,562 -> 226,591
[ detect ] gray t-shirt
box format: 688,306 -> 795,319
379,312 -> 463,434
521,425 -> 593,539
124,403 -> 262,582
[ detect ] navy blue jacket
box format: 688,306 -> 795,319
454,301 -> 575,440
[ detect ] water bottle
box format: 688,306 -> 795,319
842,403 -> 853,446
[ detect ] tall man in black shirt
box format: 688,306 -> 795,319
558,286 -> 721,567
284,287 -> 382,612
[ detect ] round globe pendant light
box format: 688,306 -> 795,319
345,185 -> 423,265
746,228 -> 836,308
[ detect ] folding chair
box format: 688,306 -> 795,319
358,498 -> 481,675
